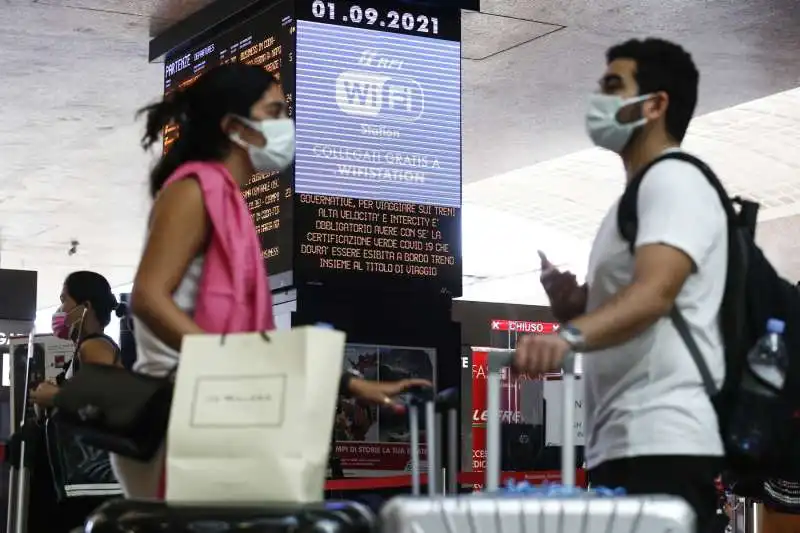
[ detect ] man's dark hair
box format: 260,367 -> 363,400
607,38 -> 699,143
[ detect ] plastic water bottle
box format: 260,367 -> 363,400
730,318 -> 788,459
743,318 -> 788,394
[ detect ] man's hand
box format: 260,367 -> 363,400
539,251 -> 587,322
348,377 -> 432,406
513,333 -> 572,376
30,381 -> 59,407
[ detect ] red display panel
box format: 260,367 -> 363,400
490,320 -> 560,334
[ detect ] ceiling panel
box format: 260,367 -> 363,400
461,11 -> 562,61
33,0 -> 164,16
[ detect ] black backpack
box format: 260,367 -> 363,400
617,151 -> 800,482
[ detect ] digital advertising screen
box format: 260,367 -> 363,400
294,17 -> 461,204
161,0 -> 463,295
0,269 -> 37,321
294,0 -> 462,294
162,0 -> 296,280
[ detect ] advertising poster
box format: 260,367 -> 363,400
468,343 -> 585,474
543,376 -> 586,447
9,334 -> 74,430
333,343 -> 435,476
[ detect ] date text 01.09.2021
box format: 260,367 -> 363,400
310,0 -> 440,35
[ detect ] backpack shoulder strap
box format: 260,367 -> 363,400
617,151 -> 739,253
671,308 -> 718,396
617,151 -> 740,398
617,156 -> 663,253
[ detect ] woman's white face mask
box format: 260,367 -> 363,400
230,116 -> 296,172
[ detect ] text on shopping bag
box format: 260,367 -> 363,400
190,374 -> 287,428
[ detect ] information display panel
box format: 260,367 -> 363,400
296,0 -> 461,40
162,1 -> 296,279
162,0 -> 462,295
295,0 -> 462,294
295,20 -> 460,206
295,195 -> 459,286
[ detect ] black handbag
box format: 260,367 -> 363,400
53,361 -> 174,461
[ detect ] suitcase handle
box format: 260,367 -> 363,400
433,388 -> 459,495
484,349 -> 578,492
406,385 -> 434,406
434,388 -> 458,412
406,388 -> 459,497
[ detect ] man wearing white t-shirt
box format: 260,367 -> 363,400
514,39 -> 725,532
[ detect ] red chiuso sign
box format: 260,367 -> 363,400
490,320 -> 559,334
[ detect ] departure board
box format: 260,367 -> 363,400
162,0 -> 295,279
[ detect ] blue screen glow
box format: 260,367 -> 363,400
295,21 -> 461,207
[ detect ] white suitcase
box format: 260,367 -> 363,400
381,349 -> 696,533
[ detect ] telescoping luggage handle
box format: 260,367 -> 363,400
484,348 -> 577,492
7,329 -> 36,533
407,387 -> 459,496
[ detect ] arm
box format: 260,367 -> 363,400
31,340 -> 118,406
343,374 -> 432,405
131,178 -> 209,351
570,245 -> 692,350
570,161 -> 724,351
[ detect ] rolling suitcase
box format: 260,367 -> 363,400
381,349 -> 697,533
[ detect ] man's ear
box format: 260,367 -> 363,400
643,91 -> 669,121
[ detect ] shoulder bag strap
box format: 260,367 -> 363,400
73,333 -> 121,370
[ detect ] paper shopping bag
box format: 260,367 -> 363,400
166,326 -> 346,503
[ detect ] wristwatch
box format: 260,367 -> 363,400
559,324 -> 586,352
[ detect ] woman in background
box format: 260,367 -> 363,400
119,63 -> 428,500
29,271 -> 122,533
31,270 -> 120,406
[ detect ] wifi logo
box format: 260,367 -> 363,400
335,70 -> 425,122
